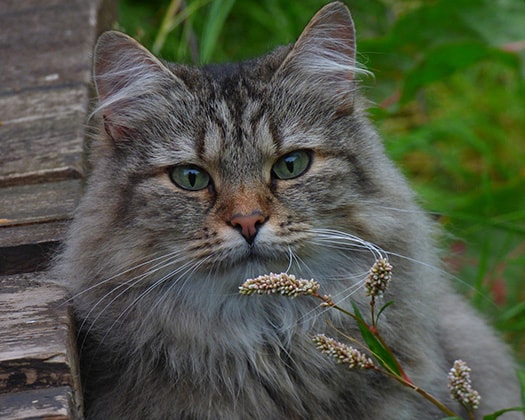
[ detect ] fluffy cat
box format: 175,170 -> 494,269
54,2 -> 521,419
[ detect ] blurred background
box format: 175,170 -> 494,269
117,0 -> 525,361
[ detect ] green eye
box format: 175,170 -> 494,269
272,150 -> 311,180
170,165 -> 210,191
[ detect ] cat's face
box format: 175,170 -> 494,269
76,3 -> 415,295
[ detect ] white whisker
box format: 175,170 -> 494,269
90,254 -> 214,358
284,246 -> 294,274
63,248 -> 187,305
310,228 -> 388,260
150,254 -> 213,312
78,251 -> 190,352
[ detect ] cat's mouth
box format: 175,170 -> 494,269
186,223 -> 309,275
206,238 -> 293,274
232,243 -> 280,265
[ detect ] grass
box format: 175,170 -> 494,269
117,0 -> 525,362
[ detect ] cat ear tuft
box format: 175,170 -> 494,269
92,31 -> 184,141
275,2 -> 367,98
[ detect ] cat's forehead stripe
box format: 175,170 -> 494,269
197,95 -> 278,161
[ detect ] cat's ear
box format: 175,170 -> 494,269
92,31 -> 186,141
274,2 -> 365,99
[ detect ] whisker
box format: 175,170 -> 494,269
383,249 -> 496,305
76,249 -> 186,325
279,227 -> 388,328
78,252 -> 190,352
310,228 -> 387,260
284,246 -> 294,274
91,254 -> 214,360
150,254 -> 213,313
63,249 -> 186,305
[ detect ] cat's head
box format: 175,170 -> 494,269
71,2 -> 422,296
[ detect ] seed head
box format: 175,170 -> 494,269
313,334 -> 375,369
365,258 -> 393,297
447,360 -> 481,410
239,273 -> 320,298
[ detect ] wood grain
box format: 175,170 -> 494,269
0,273 -> 82,415
0,0 -> 118,417
0,386 -> 77,420
0,273 -> 74,387
0,86 -> 87,184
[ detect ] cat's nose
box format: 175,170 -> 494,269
228,212 -> 268,245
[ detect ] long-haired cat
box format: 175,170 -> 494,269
54,2 -> 521,419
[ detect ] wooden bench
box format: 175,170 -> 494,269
0,1 -> 118,418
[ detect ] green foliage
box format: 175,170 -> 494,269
199,0 -> 236,63
351,301 -> 402,377
118,0 -> 525,361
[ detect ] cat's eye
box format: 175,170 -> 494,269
170,165 -> 211,191
271,150 -> 311,180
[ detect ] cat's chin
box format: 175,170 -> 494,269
218,250 -> 291,276
193,231 -> 290,270
196,241 -> 294,281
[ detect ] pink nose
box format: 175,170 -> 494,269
229,213 -> 267,244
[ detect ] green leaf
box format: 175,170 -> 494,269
376,301 -> 394,324
351,302 -> 402,376
383,0 -> 525,51
459,0 -> 525,47
152,0 -> 211,58
499,302 -> 525,324
200,0 -> 236,64
401,42 -> 519,103
482,407 -> 525,420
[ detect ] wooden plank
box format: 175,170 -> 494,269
0,180 -> 81,227
0,0 -> 118,93
0,0 -> 119,184
0,0 -> 117,266
0,221 -> 67,250
0,0 -> 76,15
0,0 -> 118,417
0,386 -> 77,420
0,273 -> 79,396
0,86 -> 87,184
0,180 -> 81,275
0,273 -> 81,415
0,271 -> 81,419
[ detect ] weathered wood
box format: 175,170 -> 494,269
0,0 -> 118,196
0,180 -> 81,228
0,386 -> 77,420
0,0 -> 119,417
0,86 -> 88,184
0,221 -> 67,251
0,0 -> 118,93
0,272 -> 81,417
0,0 -> 117,252
0,221 -> 67,276
0,273 -> 78,391
0,0 -> 117,265
0,180 -> 81,275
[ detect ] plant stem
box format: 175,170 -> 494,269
314,292 -> 459,415
378,367 -> 460,417
314,292 -> 410,382
370,296 -> 376,327
153,0 -> 183,55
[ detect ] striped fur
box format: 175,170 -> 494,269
54,3 -> 520,419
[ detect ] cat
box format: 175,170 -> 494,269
54,2 -> 522,419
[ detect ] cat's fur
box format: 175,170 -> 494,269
54,3 -> 521,419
